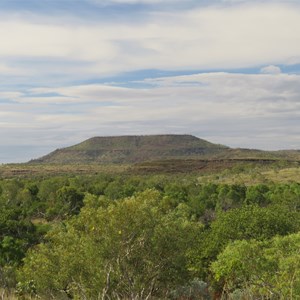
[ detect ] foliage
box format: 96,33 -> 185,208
170,279 -> 211,300
211,232 -> 300,298
0,171 -> 299,298
18,190 -> 203,299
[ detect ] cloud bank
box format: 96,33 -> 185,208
0,2 -> 300,82
1,71 -> 300,162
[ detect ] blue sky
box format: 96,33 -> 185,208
0,0 -> 300,162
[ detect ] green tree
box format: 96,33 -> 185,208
245,184 -> 270,206
56,186 -> 84,215
19,190 -> 203,299
211,232 -> 300,298
197,204 -> 300,279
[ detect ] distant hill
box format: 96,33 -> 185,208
30,134 -> 228,164
29,134 -> 300,165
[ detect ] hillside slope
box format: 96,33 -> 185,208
30,134 -> 228,164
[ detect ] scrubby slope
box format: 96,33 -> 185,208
30,134 -> 228,164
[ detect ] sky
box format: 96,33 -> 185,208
1,0 -> 300,163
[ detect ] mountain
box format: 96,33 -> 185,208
30,134 -> 228,164
29,134 -> 300,166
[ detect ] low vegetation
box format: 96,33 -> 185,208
0,165 -> 299,299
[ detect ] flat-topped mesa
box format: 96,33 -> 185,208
71,134 -> 224,150
29,134 -> 228,164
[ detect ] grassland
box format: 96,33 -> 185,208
198,166 -> 300,185
1,158 -> 300,185
0,163 -> 128,178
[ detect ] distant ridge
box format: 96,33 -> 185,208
30,134 -> 228,164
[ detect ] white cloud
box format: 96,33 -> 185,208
0,63 -> 26,76
1,71 -> 300,163
0,2 -> 300,79
0,91 -> 23,98
0,20 -> 117,62
260,65 -> 281,74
